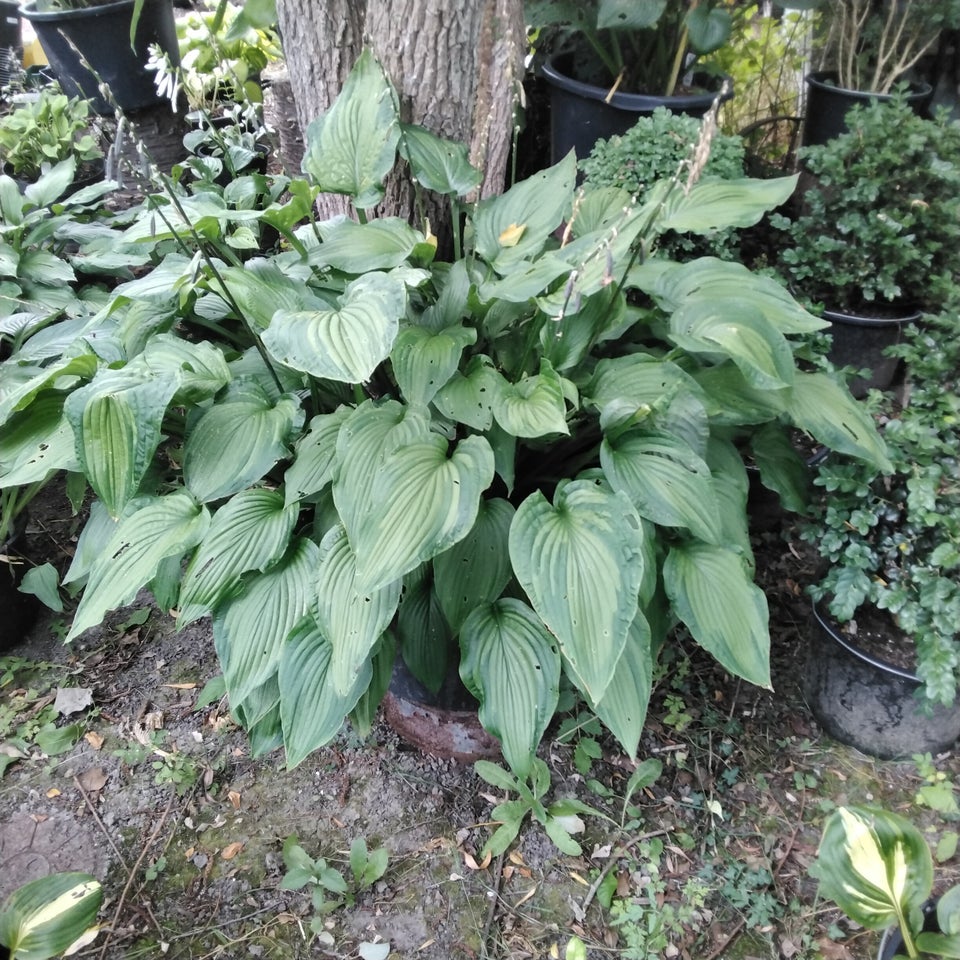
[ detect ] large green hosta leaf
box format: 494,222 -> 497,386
786,372 -> 892,471
0,355 -> 101,426
749,422 -> 811,515
663,542 -> 770,688
396,565 -> 451,694
301,47 -> 400,208
473,153 -> 576,271
213,536 -> 319,711
432,354 -> 500,430
492,359 -> 569,438
460,598 -> 560,779
183,383 -> 303,503
392,323 -> 477,406
584,354 -> 704,413
67,492 -> 210,641
509,480 -> 645,702
263,273 -> 406,384
434,497 -> 515,633
314,524 -> 402,696
140,335 -> 231,403
813,806 -> 932,933
400,123 -> 482,197
601,429 -> 722,543
65,368 -> 179,518
283,407 -> 351,507
0,393 -> 79,486
177,489 -> 298,626
279,615 -> 373,767
589,614 -> 653,760
659,177 -> 797,234
219,260 -> 334,333
310,218 -> 425,273
334,411 -> 493,590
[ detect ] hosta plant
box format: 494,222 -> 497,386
813,805 -> 960,958
0,49 -> 888,778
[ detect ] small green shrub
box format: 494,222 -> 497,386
580,107 -> 745,261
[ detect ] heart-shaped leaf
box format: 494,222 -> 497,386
392,323 -> 477,406
492,359 -> 569,438
400,122 -> 482,196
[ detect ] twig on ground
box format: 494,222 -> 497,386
480,850 -> 506,960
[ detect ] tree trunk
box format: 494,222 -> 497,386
275,0 -> 524,236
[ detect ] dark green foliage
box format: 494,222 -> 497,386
580,107 -> 745,260
773,95 -> 960,313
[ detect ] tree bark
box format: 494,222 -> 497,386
275,0 -> 524,233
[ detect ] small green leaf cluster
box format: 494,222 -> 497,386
813,805 -> 960,959
580,107 -> 745,261
804,305 -> 960,705
0,88 -> 102,182
280,834 -> 387,932
773,95 -> 960,314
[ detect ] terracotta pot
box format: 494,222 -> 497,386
805,602 -> 960,759
381,657 -> 500,763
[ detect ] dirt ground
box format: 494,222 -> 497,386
2,486 -> 958,960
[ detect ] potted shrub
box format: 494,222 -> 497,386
0,50 -> 889,784
773,95 -> 960,395
802,0 -> 954,145
18,0 -> 181,114
579,105 -> 747,263
0,88 -> 103,186
801,304 -> 960,758
813,805 -> 960,959
527,0 -> 735,161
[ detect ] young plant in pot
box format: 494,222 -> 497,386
773,94 -> 960,396
0,87 -> 103,187
801,304 -> 960,758
526,0 -> 736,161
813,805 -> 960,959
802,0 -> 956,146
0,51 -> 890,806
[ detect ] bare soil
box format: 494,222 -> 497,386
2,488 -> 959,960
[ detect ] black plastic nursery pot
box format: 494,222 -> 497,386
802,71 -> 933,147
1,527 -> 41,652
823,307 -> 919,398
877,900 -> 939,960
806,603 -> 960,760
541,53 -> 733,164
19,0 -> 180,114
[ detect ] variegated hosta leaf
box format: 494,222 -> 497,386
0,393 -> 79,486
601,429 -> 723,543
492,359 -> 569,438
434,497 -> 515,633
589,613 -> 653,760
396,565 -> 451,694
663,542 -> 771,688
279,615 -> 373,768
183,384 -> 303,503
786,372 -> 892,472
472,152 -> 576,271
283,407 -> 352,507
67,492 -> 210,641
262,272 -> 407,384
65,367 -> 180,518
177,489 -> 299,626
213,536 -> 320,710
459,598 -> 561,779
814,805 -> 933,932
314,524 -> 402,696
334,410 -> 493,590
669,300 -> 795,390
509,480 -> 646,703
391,323 -> 477,406
432,354 -> 500,430
301,47 -> 400,209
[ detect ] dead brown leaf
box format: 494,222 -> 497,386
84,731 -> 104,750
228,790 -> 241,810
221,842 -> 244,860
78,767 -> 108,793
46,788 -> 61,799
162,683 -> 197,690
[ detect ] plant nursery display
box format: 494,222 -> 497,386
773,95 -> 960,393
813,805 -> 960,959
528,0 -> 735,160
0,49 -> 890,782
803,305 -> 960,756
0,88 -> 102,183
802,0 -> 955,144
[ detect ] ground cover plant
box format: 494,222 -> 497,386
0,49 -> 890,800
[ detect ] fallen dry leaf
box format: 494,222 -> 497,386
221,842 -> 244,860
46,788 -> 61,799
84,731 -> 104,750
508,850 -> 526,866
162,683 -> 197,690
228,790 -> 241,810
53,687 -> 94,717
77,767 -> 108,793
514,885 -> 538,907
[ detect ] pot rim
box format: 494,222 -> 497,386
542,52 -> 733,111
19,0 -> 138,21
812,600 -> 920,683
822,307 -> 922,328
804,69 -> 934,101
